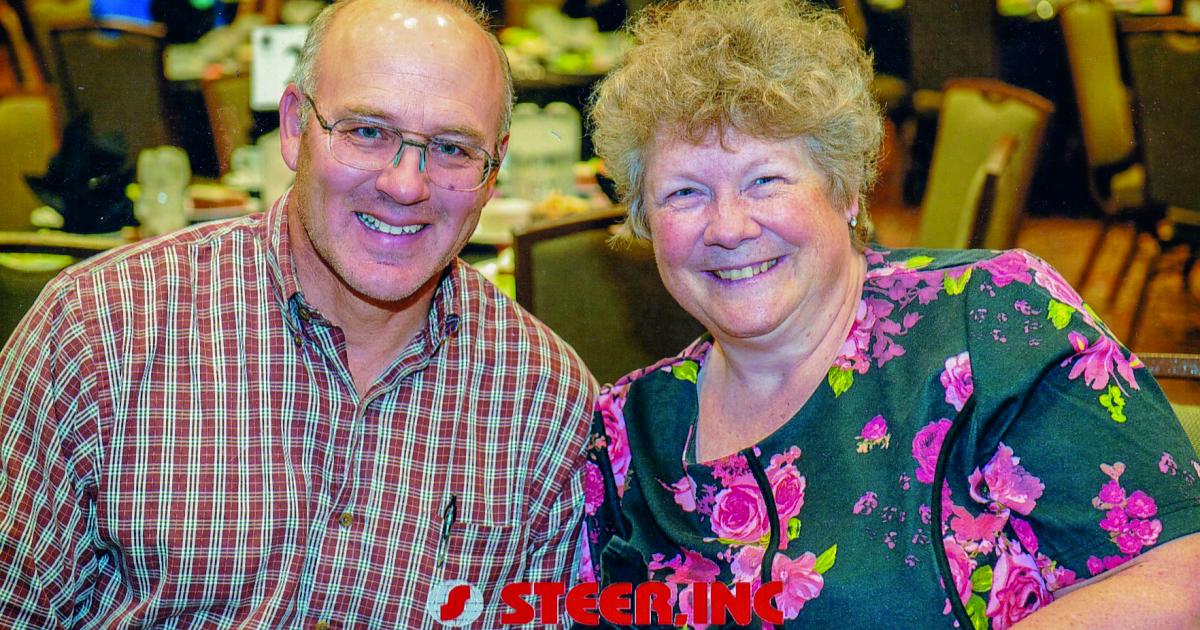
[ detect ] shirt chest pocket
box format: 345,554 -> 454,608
438,492 -> 527,589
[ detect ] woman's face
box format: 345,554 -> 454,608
643,128 -> 861,342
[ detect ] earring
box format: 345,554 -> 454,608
849,216 -> 858,228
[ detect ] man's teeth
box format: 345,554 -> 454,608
356,212 -> 424,235
713,258 -> 778,281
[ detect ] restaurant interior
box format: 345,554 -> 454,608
0,0 -> 1197,442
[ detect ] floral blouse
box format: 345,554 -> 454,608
578,247 -> 1200,629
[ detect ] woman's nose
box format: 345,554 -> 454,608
703,197 -> 762,248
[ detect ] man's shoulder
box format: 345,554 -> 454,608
61,214 -> 267,286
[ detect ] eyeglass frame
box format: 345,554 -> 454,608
301,93 -> 500,192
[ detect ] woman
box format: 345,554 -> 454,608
577,0 -> 1200,627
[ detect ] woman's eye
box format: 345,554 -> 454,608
752,176 -> 779,186
669,187 -> 698,199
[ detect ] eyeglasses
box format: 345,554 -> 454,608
303,94 -> 498,192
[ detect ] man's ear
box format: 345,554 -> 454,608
279,84 -> 305,172
490,133 -> 509,183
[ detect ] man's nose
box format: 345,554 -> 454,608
703,196 -> 762,249
375,142 -> 432,205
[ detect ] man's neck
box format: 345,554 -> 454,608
287,212 -> 441,394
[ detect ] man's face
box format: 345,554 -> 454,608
281,0 -> 508,305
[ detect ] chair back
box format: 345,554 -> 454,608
1123,20 -> 1200,212
0,230 -> 118,346
513,209 -> 705,384
201,73 -> 252,175
0,0 -> 46,92
1060,0 -> 1137,172
0,0 -> 57,231
918,79 -> 1053,251
905,0 -> 999,95
1139,352 -> 1200,454
48,19 -> 171,160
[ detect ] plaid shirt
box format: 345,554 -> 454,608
0,195 -> 596,628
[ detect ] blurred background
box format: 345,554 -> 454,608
0,0 -> 1197,390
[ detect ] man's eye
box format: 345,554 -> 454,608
341,124 -> 389,142
431,140 -> 466,157
670,187 -> 697,198
752,176 -> 779,186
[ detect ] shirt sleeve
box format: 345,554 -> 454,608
520,362 -> 596,588
0,270 -> 103,626
960,250 -> 1200,588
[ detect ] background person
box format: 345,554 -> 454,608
0,0 -> 595,626
577,0 -> 1200,627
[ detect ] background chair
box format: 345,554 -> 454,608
48,19 -> 172,162
1139,352 -> 1200,454
0,230 -> 119,346
1121,18 -> 1200,348
1060,0 -> 1149,298
0,0 -> 58,231
513,209 -> 705,384
201,72 -> 252,175
916,78 -> 1053,251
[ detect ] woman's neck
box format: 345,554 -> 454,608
696,251 -> 867,461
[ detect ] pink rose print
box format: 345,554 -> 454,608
941,536 -> 976,616
986,547 -> 1051,629
730,545 -> 765,582
1125,490 -> 1158,519
948,505 -> 1005,554
968,443 -> 1045,515
768,465 -> 806,533
1062,331 -> 1140,392
660,474 -> 698,513
1020,250 -> 1087,314
978,251 -> 1033,288
583,461 -> 605,515
596,383 -> 632,487
1088,462 -> 1163,570
1086,554 -> 1131,576
855,415 -> 891,453
1009,516 -> 1039,556
771,552 -> 825,619
661,549 -> 722,584
711,477 -> 771,543
913,419 -> 953,484
940,352 -> 973,412
1097,478 -> 1126,505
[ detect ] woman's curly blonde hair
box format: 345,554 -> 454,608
589,0 -> 883,247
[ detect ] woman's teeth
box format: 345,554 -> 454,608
712,258 -> 779,281
356,212 -> 424,235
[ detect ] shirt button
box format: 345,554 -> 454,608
338,512 -> 353,527
292,332 -> 303,347
314,621 -> 330,630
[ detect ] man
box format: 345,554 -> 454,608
0,0 -> 596,626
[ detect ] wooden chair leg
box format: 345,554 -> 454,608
1125,241 -> 1163,350
1105,227 -> 1146,305
1079,215 -> 1115,293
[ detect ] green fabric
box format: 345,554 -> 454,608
581,247 -> 1200,628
